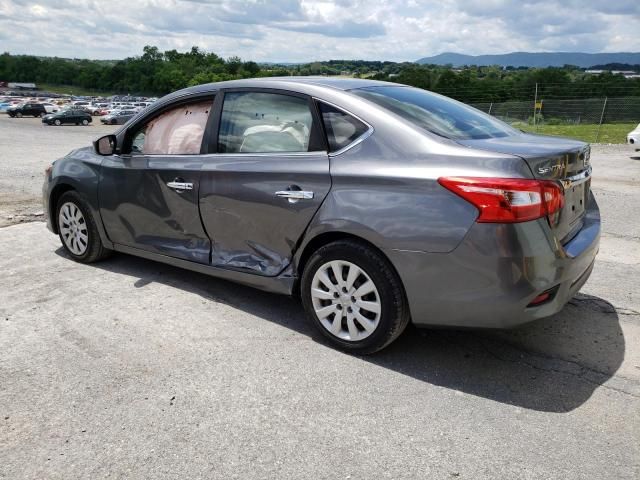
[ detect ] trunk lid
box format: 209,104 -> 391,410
458,133 -> 592,243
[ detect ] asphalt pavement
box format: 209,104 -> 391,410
0,119 -> 639,478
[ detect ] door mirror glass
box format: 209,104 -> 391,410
94,134 -> 117,156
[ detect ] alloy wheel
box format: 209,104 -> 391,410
310,260 -> 381,341
58,202 -> 89,256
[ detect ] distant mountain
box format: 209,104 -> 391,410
415,52 -> 640,68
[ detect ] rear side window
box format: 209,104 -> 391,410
218,92 -> 314,153
318,102 -> 369,152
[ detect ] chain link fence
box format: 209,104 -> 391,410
441,83 -> 640,144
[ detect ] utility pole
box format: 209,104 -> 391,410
532,82 -> 538,130
595,96 -> 608,143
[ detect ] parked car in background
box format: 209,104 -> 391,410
7,102 -> 47,117
100,109 -> 137,125
42,109 -> 92,126
627,124 -> 640,151
42,103 -> 60,113
0,102 -> 12,112
42,77 -> 600,354
83,105 -> 106,115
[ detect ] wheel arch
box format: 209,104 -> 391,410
294,230 -> 406,301
49,183 -> 76,234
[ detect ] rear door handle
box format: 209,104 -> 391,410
167,179 -> 193,192
275,190 -> 314,203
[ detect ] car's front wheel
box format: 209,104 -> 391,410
56,191 -> 111,263
15,112 -> 22,118
301,240 -> 410,354
54,119 -> 61,126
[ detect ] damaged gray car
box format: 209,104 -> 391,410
43,77 -> 600,353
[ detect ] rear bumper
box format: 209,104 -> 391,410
388,193 -> 601,328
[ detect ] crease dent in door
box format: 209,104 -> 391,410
215,240 -> 289,276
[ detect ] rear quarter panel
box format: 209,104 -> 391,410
298,103 -> 534,256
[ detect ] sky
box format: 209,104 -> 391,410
0,0 -> 639,62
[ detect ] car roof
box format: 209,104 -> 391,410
150,76 -> 405,116
204,76 -> 397,91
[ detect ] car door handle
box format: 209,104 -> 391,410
167,180 -> 193,192
275,190 -> 314,203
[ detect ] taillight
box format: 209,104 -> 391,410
438,177 -> 564,223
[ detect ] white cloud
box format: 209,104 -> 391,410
0,0 -> 638,61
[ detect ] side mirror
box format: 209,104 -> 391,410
94,134 -> 117,156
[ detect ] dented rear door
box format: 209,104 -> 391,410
198,152 -> 330,276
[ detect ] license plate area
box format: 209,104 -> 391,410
564,178 -> 588,225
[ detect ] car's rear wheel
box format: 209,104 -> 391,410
54,119 -> 61,126
81,119 -> 89,126
301,240 -> 410,354
56,191 -> 111,263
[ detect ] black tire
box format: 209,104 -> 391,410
301,239 -> 410,354
56,191 -> 111,263
16,112 -> 22,118
54,119 -> 61,126
82,119 -> 89,126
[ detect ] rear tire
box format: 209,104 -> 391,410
16,112 -> 22,118
54,119 -> 61,126
82,119 -> 89,126
56,191 -> 111,263
301,240 -> 410,354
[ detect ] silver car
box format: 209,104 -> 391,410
100,109 -> 137,125
42,78 -> 600,353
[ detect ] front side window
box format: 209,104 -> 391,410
318,102 -> 369,152
131,100 -> 212,155
218,92 -> 313,153
352,86 -> 518,140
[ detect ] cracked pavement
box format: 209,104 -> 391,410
0,119 -> 639,478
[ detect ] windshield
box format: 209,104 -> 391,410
352,86 -> 518,140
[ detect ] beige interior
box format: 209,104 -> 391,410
143,101 -> 211,155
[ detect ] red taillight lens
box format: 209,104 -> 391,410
438,177 -> 564,223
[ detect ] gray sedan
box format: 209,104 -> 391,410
100,109 -> 137,125
42,77 -> 599,353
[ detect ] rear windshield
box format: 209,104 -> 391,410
352,86 -> 517,140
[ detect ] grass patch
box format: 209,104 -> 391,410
517,123 -> 636,144
37,84 -> 118,97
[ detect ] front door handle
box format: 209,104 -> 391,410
275,189 -> 314,203
167,179 -> 193,192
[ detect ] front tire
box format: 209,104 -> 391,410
16,112 -> 22,118
54,119 -> 61,126
56,191 -> 111,263
301,240 -> 410,354
81,119 -> 89,126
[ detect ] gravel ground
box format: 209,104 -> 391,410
0,114 -> 639,479
0,115 -> 116,226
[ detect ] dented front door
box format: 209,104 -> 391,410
198,152 -> 330,276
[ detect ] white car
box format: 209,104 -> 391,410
628,123 -> 640,151
41,103 -> 59,113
